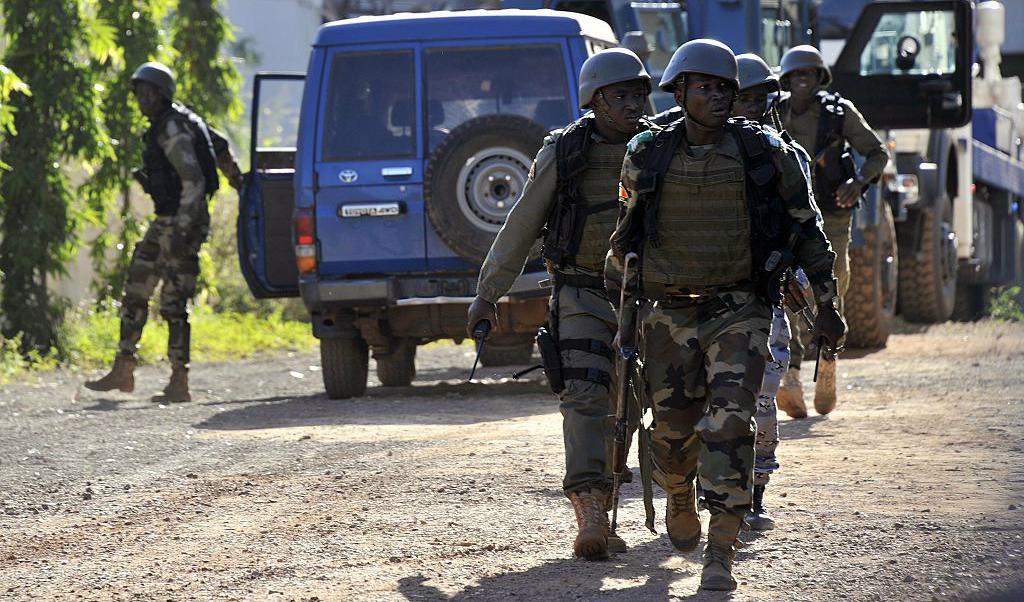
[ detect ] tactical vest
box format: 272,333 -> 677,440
810,91 -> 855,211
142,103 -> 220,216
541,116 -> 627,271
641,142 -> 751,288
630,117 -> 790,301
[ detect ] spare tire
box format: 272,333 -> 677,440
424,114 -> 548,263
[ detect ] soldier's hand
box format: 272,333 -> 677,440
812,301 -> 846,349
466,296 -> 497,339
228,170 -> 243,191
835,177 -> 864,209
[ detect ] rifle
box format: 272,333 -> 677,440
610,252 -> 640,539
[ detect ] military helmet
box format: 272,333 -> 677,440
659,39 -> 739,92
578,48 -> 651,109
736,53 -> 779,92
779,45 -> 832,88
131,61 -> 176,100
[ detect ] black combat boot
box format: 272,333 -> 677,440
745,484 -> 775,531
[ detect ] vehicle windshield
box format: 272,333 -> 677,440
321,50 -> 417,161
424,45 -> 572,151
859,10 -> 957,76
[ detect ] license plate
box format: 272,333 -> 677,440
339,203 -> 401,218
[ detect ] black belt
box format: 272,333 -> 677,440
552,271 -> 605,290
655,281 -> 755,305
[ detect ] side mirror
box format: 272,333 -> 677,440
830,0 -> 973,129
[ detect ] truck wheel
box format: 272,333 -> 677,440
376,338 -> 416,387
952,283 -> 989,321
478,335 -> 535,367
898,195 -> 958,322
320,337 -> 369,399
846,203 -> 898,348
424,114 -> 548,264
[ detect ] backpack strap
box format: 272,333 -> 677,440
638,120 -> 686,248
813,90 -> 846,156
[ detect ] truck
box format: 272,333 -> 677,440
820,0 -> 1024,338
238,10 -> 628,398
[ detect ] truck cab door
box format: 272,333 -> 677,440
830,0 -> 973,129
238,72 -> 305,298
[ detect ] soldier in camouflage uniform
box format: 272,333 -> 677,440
775,46 -> 889,417
466,49 -> 651,561
85,62 -> 242,403
606,40 -> 844,590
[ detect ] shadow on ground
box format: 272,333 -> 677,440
192,379 -> 553,431
396,537 -> 744,601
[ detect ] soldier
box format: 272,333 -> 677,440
606,40 -> 844,590
775,45 -> 889,417
465,48 -> 651,561
85,62 -> 242,403
731,53 -> 815,531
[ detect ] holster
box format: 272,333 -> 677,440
536,326 -> 564,394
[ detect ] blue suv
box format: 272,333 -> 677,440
239,10 -> 626,398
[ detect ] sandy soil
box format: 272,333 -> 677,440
2,321 -> 1023,601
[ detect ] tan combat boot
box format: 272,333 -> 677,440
151,365 -> 191,403
814,357 -> 837,415
666,480 -> 701,552
776,367 -> 807,419
568,488 -> 609,560
84,355 -> 136,393
701,512 -> 743,591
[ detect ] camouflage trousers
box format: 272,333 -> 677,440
754,306 -> 790,487
640,289 -> 771,517
789,210 -> 851,368
117,216 -> 204,366
551,282 -> 625,496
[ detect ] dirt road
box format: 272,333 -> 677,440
2,322 -> 1024,601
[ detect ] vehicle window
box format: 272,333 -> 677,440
761,7 -> 793,67
255,78 -> 304,150
321,50 -> 416,160
631,4 -> 687,76
424,45 -> 572,151
859,10 -> 957,76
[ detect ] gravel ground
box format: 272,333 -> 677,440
1,321 -> 1023,601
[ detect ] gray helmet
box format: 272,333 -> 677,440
658,38 -> 739,92
779,45 -> 832,88
620,31 -> 652,63
578,48 -> 651,109
736,53 -> 779,92
131,61 -> 175,100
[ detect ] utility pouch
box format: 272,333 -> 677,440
536,326 -> 564,394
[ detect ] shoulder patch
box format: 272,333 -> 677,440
626,129 -> 654,154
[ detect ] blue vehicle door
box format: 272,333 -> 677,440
238,72 -> 305,298
313,45 -> 427,276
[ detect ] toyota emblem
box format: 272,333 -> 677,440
339,169 -> 358,183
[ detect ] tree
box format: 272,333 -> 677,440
0,1 -> 118,352
82,0 -> 173,303
171,0 -> 242,124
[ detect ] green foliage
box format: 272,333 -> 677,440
170,0 -> 243,124
0,64 -> 30,138
81,0 -> 173,303
0,0 -> 119,353
989,286 -> 1024,322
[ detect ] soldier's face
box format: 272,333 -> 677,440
678,74 -> 734,129
132,82 -> 163,118
785,67 -> 821,99
733,85 -> 772,122
593,80 -> 649,134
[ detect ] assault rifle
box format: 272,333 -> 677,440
610,252 -> 640,539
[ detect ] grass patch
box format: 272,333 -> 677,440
989,286 -> 1024,322
2,308 -> 315,383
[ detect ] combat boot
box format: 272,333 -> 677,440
701,512 -> 743,591
744,484 -> 775,531
666,480 -> 701,552
151,364 -> 191,404
84,355 -> 136,393
814,357 -> 837,415
568,488 -> 609,560
776,367 -> 807,419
